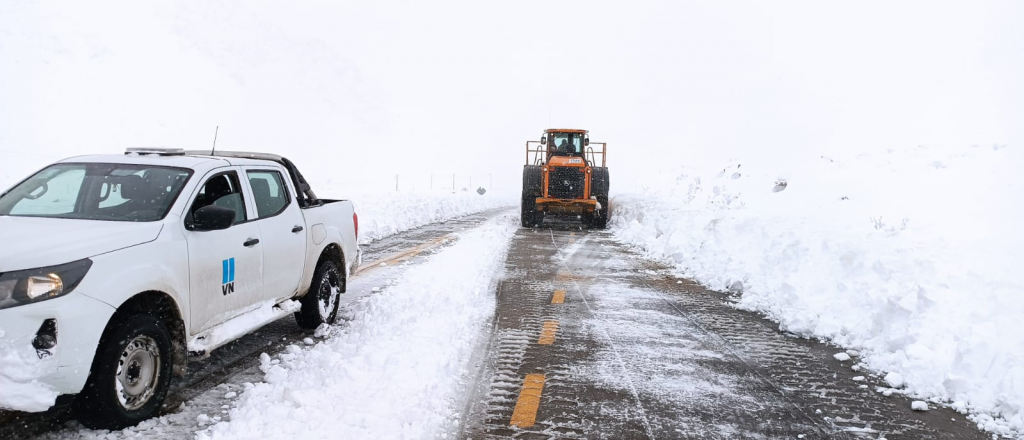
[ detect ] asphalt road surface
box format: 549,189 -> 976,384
460,218 -> 987,440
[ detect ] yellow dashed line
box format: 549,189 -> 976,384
537,320 -> 559,345
356,236 -> 450,275
551,290 -> 566,304
510,374 -> 546,428
555,271 -> 574,282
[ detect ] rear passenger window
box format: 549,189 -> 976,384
247,170 -> 290,219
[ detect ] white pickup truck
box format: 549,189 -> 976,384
0,148 -> 360,428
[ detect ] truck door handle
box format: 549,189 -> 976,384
292,225 -> 304,233
243,238 -> 260,247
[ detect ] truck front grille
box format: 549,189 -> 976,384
548,166 -> 586,199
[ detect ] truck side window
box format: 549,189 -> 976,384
246,170 -> 290,219
190,172 -> 247,225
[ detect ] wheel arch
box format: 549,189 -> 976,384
317,243 -> 347,292
103,291 -> 188,377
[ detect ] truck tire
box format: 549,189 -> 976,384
589,196 -> 610,229
296,259 -> 343,329
591,167 -> 610,196
77,314 -> 173,430
522,166 -> 544,227
523,165 -> 543,196
589,168 -> 610,229
521,195 -> 543,227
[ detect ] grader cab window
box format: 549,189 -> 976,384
549,133 -> 583,155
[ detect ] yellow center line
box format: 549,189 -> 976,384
355,236 -> 450,275
537,320 -> 559,345
510,374 -> 546,428
555,271 -> 575,282
551,290 -> 566,304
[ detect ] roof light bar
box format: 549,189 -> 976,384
125,148 -> 186,156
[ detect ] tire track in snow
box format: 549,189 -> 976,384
547,229 -> 657,439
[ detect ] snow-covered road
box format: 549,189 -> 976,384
7,211 -> 1000,440
462,220 -> 992,439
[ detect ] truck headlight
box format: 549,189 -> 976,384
0,259 -> 92,310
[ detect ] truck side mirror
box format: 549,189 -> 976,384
584,138 -> 590,146
540,136 -> 547,145
192,205 -> 235,231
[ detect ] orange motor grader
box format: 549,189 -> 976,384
521,129 -> 610,228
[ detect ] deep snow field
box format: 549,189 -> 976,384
611,144 -> 1024,437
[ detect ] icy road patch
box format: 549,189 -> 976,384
196,213 -> 517,440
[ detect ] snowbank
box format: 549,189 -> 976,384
611,145 -> 1024,436
339,190 -> 513,245
197,214 -> 517,440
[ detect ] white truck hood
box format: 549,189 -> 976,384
0,216 -> 163,272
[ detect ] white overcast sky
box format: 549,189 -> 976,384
1,0 -> 1021,192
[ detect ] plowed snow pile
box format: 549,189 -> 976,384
341,190 -> 512,245
612,145 -> 1023,436
196,214 -> 517,440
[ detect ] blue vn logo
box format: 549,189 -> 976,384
222,258 -> 236,296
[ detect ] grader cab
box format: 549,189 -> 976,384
521,129 -> 610,228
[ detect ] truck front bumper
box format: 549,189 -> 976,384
0,292 -> 115,412
535,197 -> 598,215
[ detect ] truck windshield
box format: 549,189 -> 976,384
0,163 -> 192,222
549,133 -> 583,154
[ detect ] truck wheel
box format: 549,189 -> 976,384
591,167 -> 610,196
521,195 -> 542,227
522,165 -> 545,227
77,314 -> 173,430
523,165 -> 543,195
296,259 -> 343,329
589,196 -> 610,229
589,168 -> 610,229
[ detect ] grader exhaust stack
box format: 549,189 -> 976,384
521,129 -> 610,228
